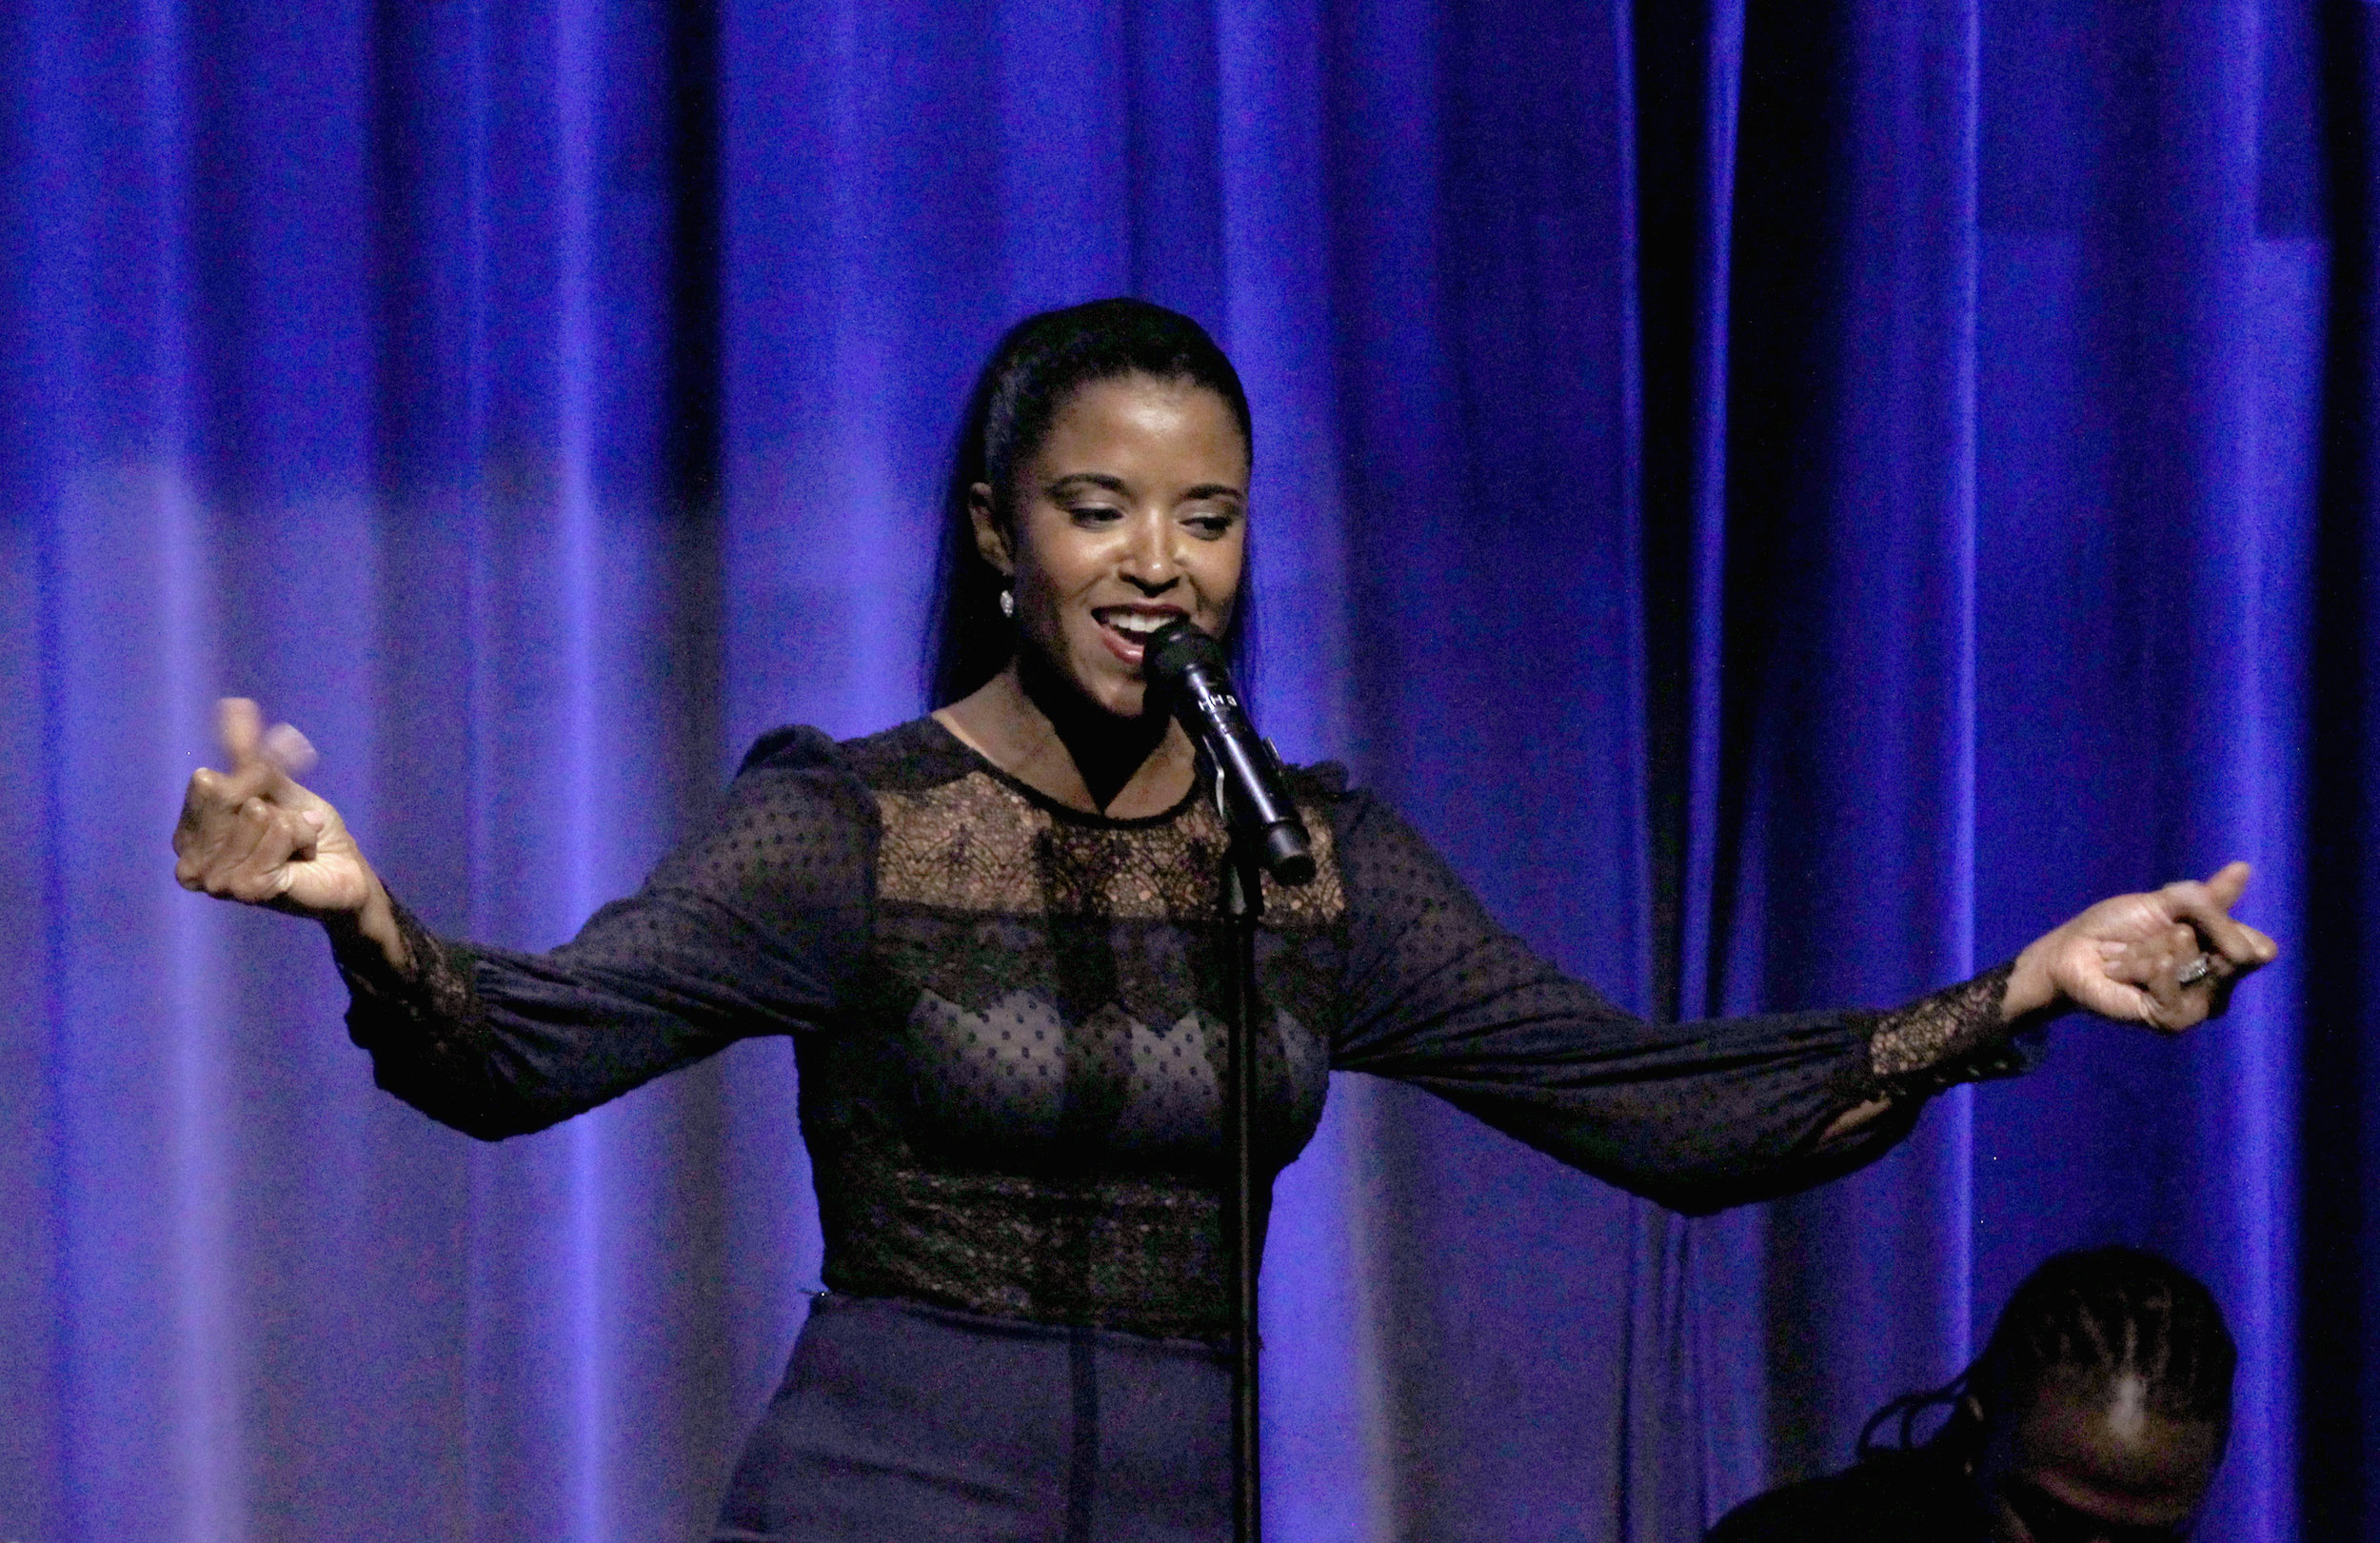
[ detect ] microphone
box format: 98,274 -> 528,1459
1144,620 -> 1316,886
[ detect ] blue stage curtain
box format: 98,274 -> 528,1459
1,2 -> 2370,1539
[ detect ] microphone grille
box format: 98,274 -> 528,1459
1144,619 -> 1227,685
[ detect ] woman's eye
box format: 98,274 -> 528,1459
1068,504 -> 1123,524
1186,513 -> 1237,539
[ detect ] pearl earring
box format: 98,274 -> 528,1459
998,587 -> 1015,619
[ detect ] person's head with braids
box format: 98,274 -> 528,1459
1863,1245 -> 2235,1541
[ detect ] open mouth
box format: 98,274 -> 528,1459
1092,605 -> 1187,663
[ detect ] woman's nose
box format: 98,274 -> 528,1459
1119,514 -> 1180,591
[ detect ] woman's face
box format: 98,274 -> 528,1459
1980,1376 -> 2225,1542
972,372 -> 1248,720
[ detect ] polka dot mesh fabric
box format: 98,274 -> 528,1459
340,716 -> 2033,1337
817,732 -> 1339,1338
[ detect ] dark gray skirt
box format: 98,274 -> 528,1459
711,1295 -> 1233,1542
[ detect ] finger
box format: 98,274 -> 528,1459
213,697 -> 301,804
2069,970 -> 2165,1027
2139,956 -> 2187,1024
2160,875 -> 2267,968
176,769 -> 217,843
2074,932 -> 2219,1033
196,799 -> 274,898
178,768 -> 279,880
290,804 -> 325,859
220,799 -> 306,903
260,722 -> 318,778
2192,920 -> 2280,972
2102,923 -> 2192,986
173,790 -> 236,887
2192,905 -> 2268,969
217,698 -> 263,769
176,771 -> 248,874
186,760 -> 285,824
248,806 -> 329,903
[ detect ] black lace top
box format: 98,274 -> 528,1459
339,718 -> 2030,1342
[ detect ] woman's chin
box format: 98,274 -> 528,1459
1089,681 -> 1154,722
1017,638 -> 1166,727
1060,658 -> 1153,720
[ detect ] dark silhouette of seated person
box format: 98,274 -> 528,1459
1708,1245 -> 2234,1541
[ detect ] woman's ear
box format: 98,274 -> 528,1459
968,482 -> 1013,578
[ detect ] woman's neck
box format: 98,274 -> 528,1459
934,659 -> 1198,818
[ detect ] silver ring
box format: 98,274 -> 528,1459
2175,955 -> 2213,988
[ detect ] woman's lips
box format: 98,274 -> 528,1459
1101,623 -> 1145,665
1092,609 -> 1184,666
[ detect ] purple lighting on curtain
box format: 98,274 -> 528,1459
163,499 -> 240,1543
1675,0 -> 1742,1038
555,0 -> 607,1533
144,0 -> 244,1530
5,1 -> 2376,1539
1210,4 -> 1375,1537
1943,0 -> 1983,1343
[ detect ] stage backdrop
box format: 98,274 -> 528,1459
2,0 -> 2372,1538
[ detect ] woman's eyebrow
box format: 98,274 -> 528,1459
1182,483 -> 1245,502
1045,472 -> 1128,496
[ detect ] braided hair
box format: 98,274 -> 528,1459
927,299 -> 1256,708
1858,1246 -> 2237,1462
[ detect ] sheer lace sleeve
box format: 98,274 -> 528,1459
337,726 -> 877,1139
1863,960 -> 2033,1089
332,899 -> 512,1135
1324,790 -> 2035,1215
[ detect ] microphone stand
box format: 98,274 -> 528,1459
1147,620 -> 1308,1543
1218,807 -> 1264,1543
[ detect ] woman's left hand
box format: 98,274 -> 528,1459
2003,861 -> 2277,1031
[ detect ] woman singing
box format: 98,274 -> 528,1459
171,299 -> 2275,1540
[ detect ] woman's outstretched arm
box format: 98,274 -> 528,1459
171,701 -> 872,1139
1325,788 -> 2277,1214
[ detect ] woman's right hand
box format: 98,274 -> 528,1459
173,698 -> 410,970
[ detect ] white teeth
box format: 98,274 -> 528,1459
1103,613 -> 1173,637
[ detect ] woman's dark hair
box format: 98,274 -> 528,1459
926,298 -> 1256,708
1857,1245 -> 2238,1461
